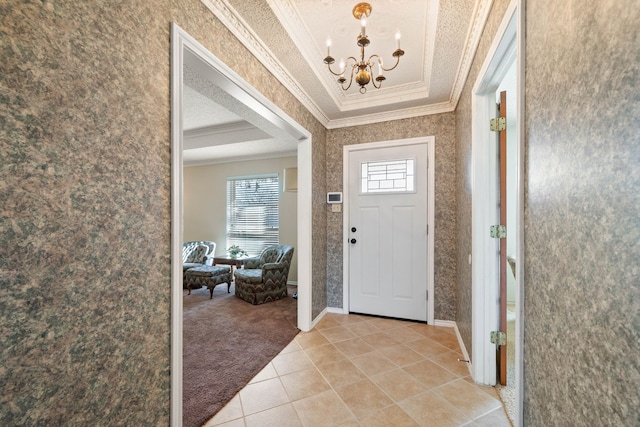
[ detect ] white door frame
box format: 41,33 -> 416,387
342,137 -> 435,325
170,23 -> 313,426
471,0 -> 524,425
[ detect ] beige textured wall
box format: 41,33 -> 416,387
184,157 -> 298,281
326,114 -> 457,320
523,1 -> 639,424
0,1 -> 326,424
454,0 -> 511,359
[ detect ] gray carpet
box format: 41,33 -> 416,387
182,284 -> 299,427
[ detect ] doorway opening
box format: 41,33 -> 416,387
471,0 -> 524,425
170,23 -> 313,425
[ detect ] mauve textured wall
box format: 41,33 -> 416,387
454,0 -> 511,362
326,114 -> 457,320
0,1 -> 326,424
523,1 -> 639,424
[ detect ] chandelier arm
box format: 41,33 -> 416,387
327,56 -> 358,76
326,63 -> 344,77
341,65 -> 357,91
370,65 -> 382,89
380,50 -> 404,72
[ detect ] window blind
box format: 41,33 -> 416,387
226,174 -> 279,256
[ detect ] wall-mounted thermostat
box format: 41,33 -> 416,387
327,192 -> 343,204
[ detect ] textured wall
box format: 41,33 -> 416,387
454,0 -> 511,359
326,114 -> 457,320
523,1 -> 640,424
0,0 -> 327,424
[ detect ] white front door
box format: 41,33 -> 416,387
347,142 -> 429,321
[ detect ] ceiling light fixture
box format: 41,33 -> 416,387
323,2 -> 404,94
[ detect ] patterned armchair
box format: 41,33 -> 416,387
234,244 -> 294,305
182,241 -> 216,288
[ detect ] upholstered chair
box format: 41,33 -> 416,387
234,244 -> 294,305
182,241 -> 216,288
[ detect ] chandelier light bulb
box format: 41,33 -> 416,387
326,38 -> 331,56
360,16 -> 367,37
395,31 -> 401,50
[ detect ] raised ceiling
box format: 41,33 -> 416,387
184,0 -> 493,165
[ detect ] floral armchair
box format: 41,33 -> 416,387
182,241 -> 216,287
234,244 -> 294,305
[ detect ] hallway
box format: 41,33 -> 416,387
206,313 -> 510,426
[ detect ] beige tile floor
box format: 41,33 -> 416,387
205,313 -> 511,427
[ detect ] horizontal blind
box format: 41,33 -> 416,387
226,174 -> 279,256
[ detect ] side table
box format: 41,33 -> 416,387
212,256 -> 246,282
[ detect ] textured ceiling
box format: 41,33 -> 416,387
184,0 -> 492,164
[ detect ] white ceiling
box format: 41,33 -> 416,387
184,0 -> 492,165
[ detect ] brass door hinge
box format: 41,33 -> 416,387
490,225 -> 506,239
490,117 -> 506,132
490,331 -> 507,346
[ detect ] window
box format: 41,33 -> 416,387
226,174 -> 279,256
361,158 -> 415,193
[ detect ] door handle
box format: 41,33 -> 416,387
350,238 -> 357,244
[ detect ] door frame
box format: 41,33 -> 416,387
470,0 -> 524,424
170,23 -> 313,425
342,137 -> 435,325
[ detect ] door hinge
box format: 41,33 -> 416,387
490,225 -> 507,239
490,117 -> 506,132
490,331 -> 507,346
426,290 -> 428,301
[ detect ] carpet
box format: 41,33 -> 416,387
183,284 -> 299,427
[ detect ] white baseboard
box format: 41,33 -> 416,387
435,319 -> 473,377
327,307 -> 348,314
310,307 -> 328,329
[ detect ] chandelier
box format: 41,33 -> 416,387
323,2 -> 404,94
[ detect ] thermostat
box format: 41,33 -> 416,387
327,192 -> 343,204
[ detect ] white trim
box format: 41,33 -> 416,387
184,150 -> 298,168
171,23 -> 314,426
310,307 -> 329,330
434,320 -> 473,377
449,0 -> 495,108
327,306 -> 348,314
470,1 -> 524,425
170,24 -> 184,427
342,137 -> 435,325
514,2 -> 526,424
326,102 -> 455,130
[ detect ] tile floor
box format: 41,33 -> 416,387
205,313 -> 511,427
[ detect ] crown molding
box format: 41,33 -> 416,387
266,0 -> 346,110
184,120 -> 257,138
184,149 -> 298,167
325,101 -> 456,130
449,0 -> 494,108
200,0 -> 330,127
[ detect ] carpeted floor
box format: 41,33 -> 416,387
183,283 -> 299,427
